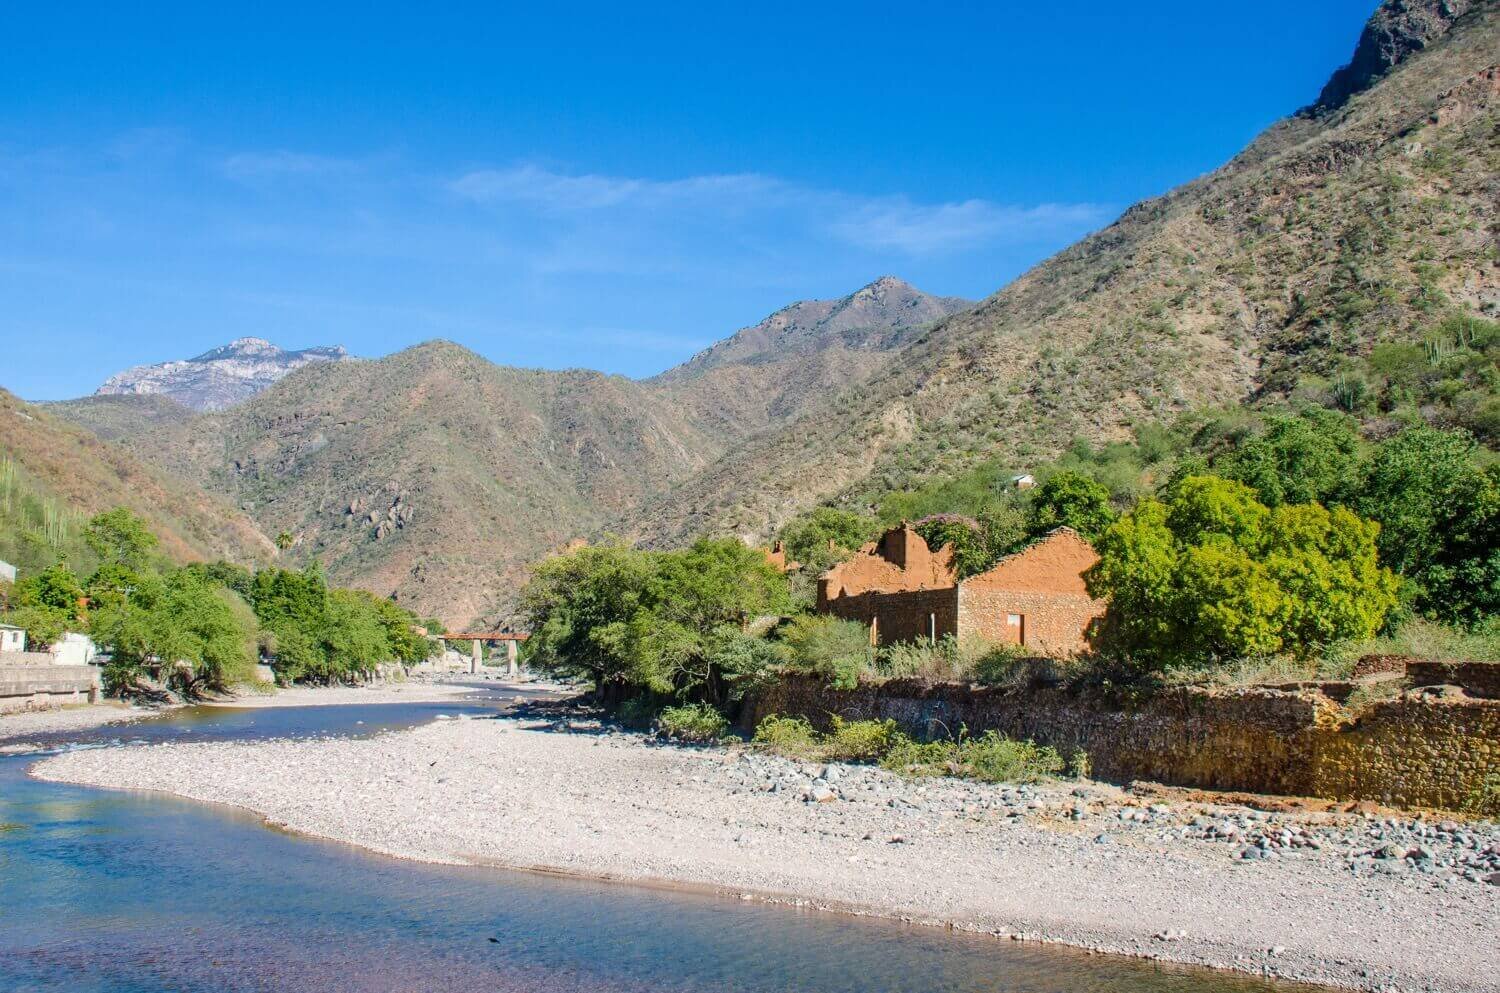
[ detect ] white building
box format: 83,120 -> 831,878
52,632 -> 97,666
0,559 -> 16,583
0,623 -> 25,653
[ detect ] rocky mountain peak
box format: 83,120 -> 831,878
96,338 -> 351,412
658,276 -> 972,381
1309,0 -> 1476,113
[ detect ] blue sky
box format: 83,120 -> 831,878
3,1 -> 1377,401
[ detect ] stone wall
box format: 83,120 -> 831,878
0,664 -> 101,714
746,667 -> 1500,813
823,587 -> 958,646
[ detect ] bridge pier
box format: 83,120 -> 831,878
471,639 -> 481,675
506,638 -> 518,677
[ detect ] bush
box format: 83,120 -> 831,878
876,635 -> 965,681
881,728 -> 1065,784
616,695 -> 661,729
778,615 -> 870,688
752,714 -> 821,758
657,703 -> 729,743
825,717 -> 902,761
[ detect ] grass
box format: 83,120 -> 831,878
752,713 -> 1075,785
880,727 -> 1067,784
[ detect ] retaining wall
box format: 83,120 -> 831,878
746,667 -> 1500,813
0,664 -> 101,714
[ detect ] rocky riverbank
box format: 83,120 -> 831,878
34,711 -> 1499,993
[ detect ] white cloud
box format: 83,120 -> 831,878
448,162 -> 1107,257
828,198 -> 1112,255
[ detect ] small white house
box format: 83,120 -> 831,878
0,623 -> 26,654
1011,473 -> 1037,491
0,559 -> 16,583
52,632 -> 97,666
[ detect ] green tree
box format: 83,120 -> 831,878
912,516 -> 990,578
275,531 -> 295,552
1087,476 -> 1397,667
82,508 -> 158,571
778,507 -> 880,574
1352,428 -> 1499,624
1028,471 -> 1117,541
91,569 -> 257,695
1213,409 -> 1360,507
6,563 -> 84,648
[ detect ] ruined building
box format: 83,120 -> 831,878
817,524 -> 1105,656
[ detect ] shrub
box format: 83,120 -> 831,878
778,615 -> 870,688
616,695 -> 661,729
825,717 -> 901,761
881,728 -> 1065,784
657,703 -> 729,743
876,635 -> 965,681
752,714 -> 821,758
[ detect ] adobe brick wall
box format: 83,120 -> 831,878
957,587 -> 1102,655
747,673 -> 1500,814
953,528 -> 1104,655
824,588 -> 958,646
817,525 -> 956,609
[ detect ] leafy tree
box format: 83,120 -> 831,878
1028,471 -> 1117,541
275,531 -> 294,552
91,570 -> 256,695
1087,476 -> 1398,667
1353,427 -> 1499,624
521,537 -> 791,701
1212,409 -> 1360,506
777,614 -> 869,689
522,540 -> 659,691
82,508 -> 158,571
14,562 -> 84,614
913,516 -> 990,578
778,507 -> 880,574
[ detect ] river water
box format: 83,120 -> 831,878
0,689 -> 1316,993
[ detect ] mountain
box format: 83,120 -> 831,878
56,278 -> 961,625
626,0 -> 1499,547
95,337 -> 350,411
0,389 -> 275,569
653,276 -> 971,436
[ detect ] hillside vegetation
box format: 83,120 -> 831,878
0,389 -> 274,576
56,280 -> 964,625
628,0 -> 1498,549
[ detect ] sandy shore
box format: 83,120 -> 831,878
35,714 -> 1499,993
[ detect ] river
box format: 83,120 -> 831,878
0,688 -> 1317,992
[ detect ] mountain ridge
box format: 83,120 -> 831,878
96,336 -> 351,412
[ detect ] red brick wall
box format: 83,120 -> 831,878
823,587 -> 959,646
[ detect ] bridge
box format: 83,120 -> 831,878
443,631 -> 529,676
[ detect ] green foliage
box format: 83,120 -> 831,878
777,614 -> 869,689
1352,427 -> 1499,624
880,727 -> 1066,784
91,570 -> 256,695
1088,476 -> 1398,667
6,563 -> 84,648
876,634 -> 967,681
657,703 -> 729,742
82,508 -> 159,571
912,516 -> 989,578
1211,409 -> 1360,506
825,716 -> 902,761
778,507 -> 880,575
751,714 -> 821,758
1027,471 -> 1118,540
522,537 -> 792,702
